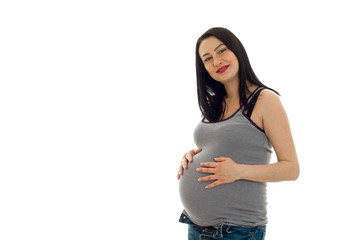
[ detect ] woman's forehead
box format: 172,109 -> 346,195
199,36 -> 225,56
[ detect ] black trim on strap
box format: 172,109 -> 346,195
244,87 -> 265,118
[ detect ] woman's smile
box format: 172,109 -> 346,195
216,65 -> 230,74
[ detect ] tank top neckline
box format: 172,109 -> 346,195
201,86 -> 264,124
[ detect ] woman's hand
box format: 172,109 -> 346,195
177,148 -> 202,179
196,157 -> 244,189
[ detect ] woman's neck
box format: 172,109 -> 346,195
223,80 -> 257,102
223,80 -> 240,102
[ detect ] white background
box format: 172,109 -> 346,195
1,0 -> 359,239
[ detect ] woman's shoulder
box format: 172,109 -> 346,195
258,88 -> 282,110
259,88 -> 279,99
247,85 -> 280,107
257,88 -> 284,115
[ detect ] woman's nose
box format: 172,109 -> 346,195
213,57 -> 222,67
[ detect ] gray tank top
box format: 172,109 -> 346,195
179,87 -> 273,227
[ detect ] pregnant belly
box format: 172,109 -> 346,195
179,150 -> 266,225
179,151 -> 240,223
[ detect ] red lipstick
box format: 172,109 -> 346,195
216,65 -> 229,74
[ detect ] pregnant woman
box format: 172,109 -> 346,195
177,27 -> 299,240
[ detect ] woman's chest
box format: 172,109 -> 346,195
194,117 -> 266,150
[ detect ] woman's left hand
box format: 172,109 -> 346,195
196,157 -> 244,189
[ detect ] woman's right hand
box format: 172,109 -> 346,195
177,148 -> 202,180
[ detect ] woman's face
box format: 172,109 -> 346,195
198,36 -> 240,84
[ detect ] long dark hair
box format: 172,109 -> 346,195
195,27 -> 278,122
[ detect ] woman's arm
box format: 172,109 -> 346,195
245,89 -> 299,182
197,90 -> 299,188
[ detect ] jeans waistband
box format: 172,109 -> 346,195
179,213 -> 266,231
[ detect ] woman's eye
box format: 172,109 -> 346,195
218,48 -> 227,54
204,57 -> 212,62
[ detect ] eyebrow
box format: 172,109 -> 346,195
201,44 -> 225,58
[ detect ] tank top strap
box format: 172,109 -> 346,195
244,86 -> 266,118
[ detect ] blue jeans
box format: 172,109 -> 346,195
179,213 -> 266,240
